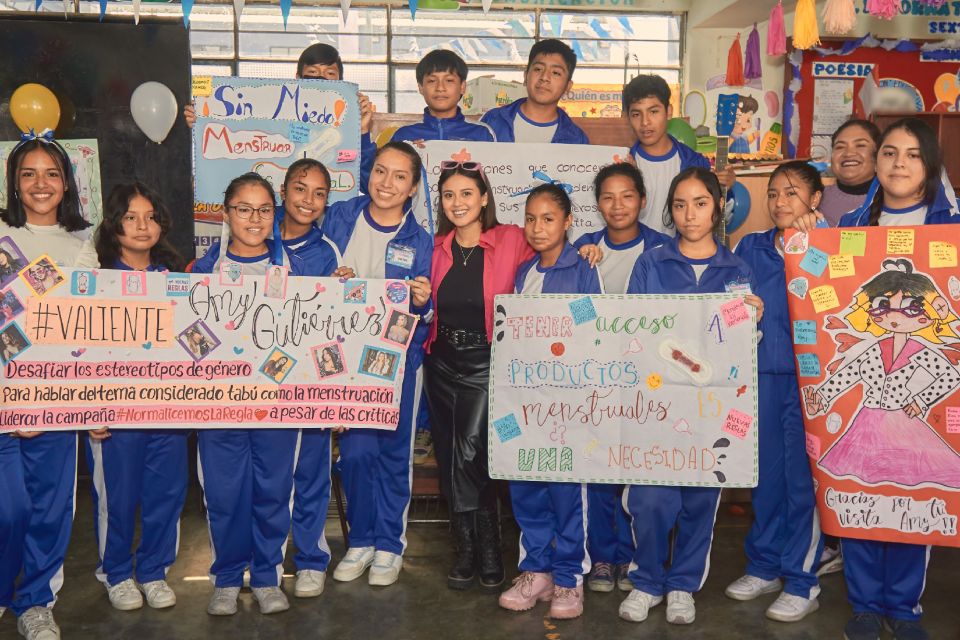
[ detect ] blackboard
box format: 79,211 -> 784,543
0,14 -> 195,260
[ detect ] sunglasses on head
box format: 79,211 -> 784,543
440,160 -> 483,172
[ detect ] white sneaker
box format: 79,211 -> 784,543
817,546 -> 844,576
618,589 -> 663,622
666,590 -> 696,625
368,550 -> 403,586
16,607 -> 60,640
724,574 -> 782,601
107,578 -> 144,611
252,587 -> 289,614
206,586 -> 240,616
140,580 -> 176,609
333,546 -> 375,582
294,569 -> 326,598
765,591 -> 820,622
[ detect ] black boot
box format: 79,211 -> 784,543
448,512 -> 477,590
475,508 -> 504,592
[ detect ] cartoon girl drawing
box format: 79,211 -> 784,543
803,259 -> 960,489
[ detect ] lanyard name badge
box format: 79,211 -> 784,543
386,242 -> 416,270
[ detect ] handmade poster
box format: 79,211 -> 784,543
784,227 -> 960,547
410,141 -> 630,239
0,139 -> 103,232
191,76 -> 361,246
0,259 -> 416,432
488,293 -> 759,487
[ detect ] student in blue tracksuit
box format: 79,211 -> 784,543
192,173 -> 337,617
620,167 -> 763,626
726,162 -> 825,622
0,134 -> 99,640
622,74 -> 737,236
85,183 -> 189,613
383,49 -> 496,151
572,163 -> 669,594
481,39 -> 588,145
498,184 -> 600,621
796,118 -> 958,640
321,142 -> 434,588
276,159 -> 355,599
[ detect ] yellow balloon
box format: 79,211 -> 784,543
10,83 -> 61,133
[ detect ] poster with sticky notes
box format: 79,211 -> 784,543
783,227 -> 960,548
489,293 -> 758,488
191,77 -> 362,248
0,259 -> 416,433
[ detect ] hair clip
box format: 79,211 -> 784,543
12,128 -> 58,154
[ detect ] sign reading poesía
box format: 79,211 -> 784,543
0,264 -> 417,431
488,293 -> 759,487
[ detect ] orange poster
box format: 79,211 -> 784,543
784,226 -> 960,547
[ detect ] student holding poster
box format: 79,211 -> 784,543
796,118 -> 959,640
85,183 -> 189,612
0,133 -> 99,640
424,161 -> 533,593
320,142 -> 433,588
191,173 -> 337,617
726,162 -> 826,622
621,168 -> 762,626
480,40 -> 588,145
498,184 -> 601,620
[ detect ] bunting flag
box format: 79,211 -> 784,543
182,0 -> 194,27
133,0 -> 140,24
34,0 -> 41,10
280,0 -> 291,29
617,16 -> 634,35
233,0 -> 245,24
98,0 -> 107,21
546,14 -> 563,36
481,0 -> 492,13
409,0 -> 418,19
340,0 -> 352,22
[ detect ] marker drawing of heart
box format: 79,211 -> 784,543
225,321 -> 236,330
233,346 -> 244,355
254,409 -> 268,421
824,316 -> 846,330
142,342 -> 152,350
316,283 -> 326,292
200,277 -> 210,286
365,305 -> 376,314
71,348 -> 86,358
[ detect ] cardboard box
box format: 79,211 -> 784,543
462,76 -> 527,115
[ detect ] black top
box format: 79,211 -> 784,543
437,240 -> 486,332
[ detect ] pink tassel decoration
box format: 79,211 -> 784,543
866,0 -> 899,19
744,23 -> 762,79
768,0 -> 787,55
726,33 -> 745,86
916,0 -> 947,6
823,0 -> 857,35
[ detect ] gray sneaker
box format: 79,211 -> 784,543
252,586 -> 290,614
206,586 -> 241,616
17,607 -> 60,640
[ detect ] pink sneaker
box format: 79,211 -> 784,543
498,572 -> 554,611
549,584 -> 584,619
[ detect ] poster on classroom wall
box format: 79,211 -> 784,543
703,61 -> 783,158
784,227 -> 960,548
0,250 -> 416,432
410,141 -> 630,239
191,77 -> 362,249
488,293 -> 759,487
0,139 -> 103,233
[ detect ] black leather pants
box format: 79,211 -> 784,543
424,338 -> 496,514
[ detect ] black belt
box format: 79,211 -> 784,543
437,325 -> 488,347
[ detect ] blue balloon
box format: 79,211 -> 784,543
726,181 -> 751,233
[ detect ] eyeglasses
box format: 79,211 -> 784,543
867,302 -> 926,319
440,160 -> 483,172
226,204 -> 275,219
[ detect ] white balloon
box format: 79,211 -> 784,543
130,81 -> 178,144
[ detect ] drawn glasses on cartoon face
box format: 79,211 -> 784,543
226,204 -> 275,219
866,291 -> 950,333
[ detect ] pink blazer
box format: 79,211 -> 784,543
426,224 -> 534,352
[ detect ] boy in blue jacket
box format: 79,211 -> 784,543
481,39 -> 588,144
623,75 -> 736,236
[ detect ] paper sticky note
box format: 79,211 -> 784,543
568,297 -> 597,325
796,353 -> 822,377
886,228 -> 915,254
288,123 -> 310,144
828,254 -> 856,279
930,241 -> 958,268
793,320 -> 817,345
947,407 -> 960,434
192,76 -> 213,98
805,432 -> 821,458
720,299 -> 751,327
493,414 -> 522,443
799,247 -> 829,277
810,285 -> 840,313
839,230 -> 867,256
721,408 -> 754,440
